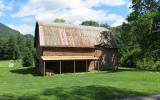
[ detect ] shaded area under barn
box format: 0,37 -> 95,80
40,58 -> 100,76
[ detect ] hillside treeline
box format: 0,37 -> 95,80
0,33 -> 34,67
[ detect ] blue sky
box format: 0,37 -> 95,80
0,0 -> 131,35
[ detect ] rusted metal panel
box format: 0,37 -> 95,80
36,21 -> 110,48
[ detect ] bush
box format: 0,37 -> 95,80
136,58 -> 160,71
119,47 -> 142,67
154,61 -> 160,71
22,48 -> 33,67
120,54 -> 136,67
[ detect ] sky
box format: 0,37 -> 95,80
0,0 -> 131,35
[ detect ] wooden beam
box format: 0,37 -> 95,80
43,61 -> 45,76
60,60 -> 62,74
74,60 -> 75,73
86,60 -> 88,72
98,60 -> 100,71
94,61 -> 95,70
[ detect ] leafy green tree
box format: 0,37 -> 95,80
17,34 -> 26,58
81,20 -> 99,27
54,18 -> 66,23
0,39 -> 4,59
22,47 -> 33,67
116,0 -> 160,70
148,11 -> 160,61
21,35 -> 35,67
100,24 -> 111,29
6,35 -> 20,60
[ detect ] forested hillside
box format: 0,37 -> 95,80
0,23 -> 20,39
0,23 -> 34,67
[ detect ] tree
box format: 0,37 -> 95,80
54,18 -> 66,23
81,20 -> 99,27
116,0 -> 160,70
22,47 -> 33,67
21,35 -> 34,67
148,11 -> 160,61
0,39 -> 4,59
5,35 -> 20,60
17,34 -> 26,58
100,24 -> 111,29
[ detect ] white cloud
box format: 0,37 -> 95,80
0,0 -> 6,17
0,12 -> 2,17
0,0 -> 13,17
12,0 -> 127,24
35,8 -> 108,24
111,17 -> 127,27
112,19 -> 127,27
127,2 -> 133,13
101,0 -> 127,6
7,24 -> 34,35
12,0 -> 129,18
10,0 -> 128,34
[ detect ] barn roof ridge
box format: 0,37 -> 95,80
37,20 -> 110,31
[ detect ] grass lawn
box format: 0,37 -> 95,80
0,60 -> 160,100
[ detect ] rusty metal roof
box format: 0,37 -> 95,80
35,21 -> 115,48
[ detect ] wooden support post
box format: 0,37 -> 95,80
60,60 -> 62,74
86,60 -> 88,72
74,60 -> 76,73
43,61 -> 45,76
94,61 -> 95,70
98,60 -> 100,71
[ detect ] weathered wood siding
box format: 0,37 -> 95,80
36,47 -> 42,59
95,50 -> 102,57
42,47 -> 96,56
99,48 -> 118,69
39,59 -> 45,75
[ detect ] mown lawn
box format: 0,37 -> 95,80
0,60 -> 160,100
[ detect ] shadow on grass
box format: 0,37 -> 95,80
0,85 -> 147,100
10,67 -> 143,76
10,67 -> 42,76
99,67 -> 144,73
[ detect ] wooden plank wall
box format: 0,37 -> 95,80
42,47 -> 96,56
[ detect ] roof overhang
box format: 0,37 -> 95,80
40,45 -> 97,49
41,56 -> 99,61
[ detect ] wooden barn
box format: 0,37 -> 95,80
34,21 -> 118,76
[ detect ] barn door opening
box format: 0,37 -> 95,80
61,60 -> 74,73
76,60 -> 90,72
46,61 -> 60,74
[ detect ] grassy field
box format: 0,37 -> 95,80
0,60 -> 160,100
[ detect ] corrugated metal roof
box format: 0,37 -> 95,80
36,21 -> 116,48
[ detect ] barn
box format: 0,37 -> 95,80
34,21 -> 118,76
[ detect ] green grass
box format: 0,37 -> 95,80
0,60 -> 160,100
0,60 -> 22,68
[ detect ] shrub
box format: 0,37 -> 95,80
119,47 -> 142,67
22,48 -> 33,67
136,58 -> 160,71
154,61 -> 160,71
